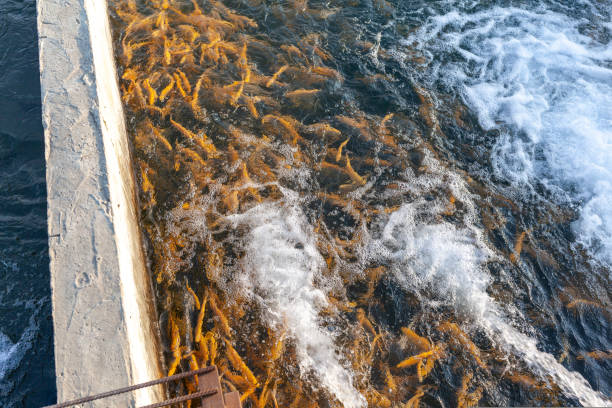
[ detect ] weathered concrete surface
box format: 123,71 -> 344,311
38,0 -> 164,405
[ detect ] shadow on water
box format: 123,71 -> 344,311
0,0 -> 55,406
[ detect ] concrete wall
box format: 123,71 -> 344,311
38,0 -> 164,405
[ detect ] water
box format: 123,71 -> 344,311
0,0 -> 55,406
109,0 -> 611,406
400,0 -> 612,267
228,199 -> 366,407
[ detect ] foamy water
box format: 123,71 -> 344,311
0,334 -> 20,385
403,4 -> 612,266
364,150 -> 609,405
0,323 -> 35,399
0,258 -> 35,400
228,197 -> 366,408
105,0 -> 611,404
371,201 -> 609,406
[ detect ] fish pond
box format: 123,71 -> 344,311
108,0 -> 611,406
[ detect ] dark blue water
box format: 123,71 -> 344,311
0,0 -> 56,406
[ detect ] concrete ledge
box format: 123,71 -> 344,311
38,0 -> 164,405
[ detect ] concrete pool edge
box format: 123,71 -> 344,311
38,0 -> 164,405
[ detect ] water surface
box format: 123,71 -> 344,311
109,0 -> 611,406
0,0 -> 55,406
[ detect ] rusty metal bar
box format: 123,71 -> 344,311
138,388 -> 218,408
199,366 -> 225,408
42,366 -> 215,408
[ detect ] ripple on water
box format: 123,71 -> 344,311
0,0 -> 54,406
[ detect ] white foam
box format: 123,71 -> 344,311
0,333 -> 20,383
227,198 -> 366,408
370,203 -> 493,318
0,258 -> 37,399
487,317 -> 611,408
404,5 -> 612,265
0,324 -> 34,397
370,199 -> 609,406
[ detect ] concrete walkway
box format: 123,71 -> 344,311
38,0 -> 164,405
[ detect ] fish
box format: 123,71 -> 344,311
261,114 -> 302,145
185,282 -> 201,310
167,317 -> 181,376
400,327 -> 431,351
181,146 -> 207,166
365,390 -> 392,408
266,65 -> 288,88
280,44 -> 305,59
231,80 -> 245,105
159,75 -> 175,102
336,138 -> 349,162
384,364 -> 397,393
149,125 -> 173,151
285,88 -> 319,98
396,350 -> 434,369
208,332 -> 217,365
510,230 -> 528,264
457,373 -> 483,408
173,72 -> 188,98
257,377 -> 270,408
194,293 -> 208,343
240,387 -> 256,403
239,43 -> 251,82
170,119 -> 216,155
311,65 -> 341,79
438,322 -> 485,368
345,154 -> 366,185
188,354 -> 199,385
178,24 -> 199,43
577,350 -> 612,360
163,36 -> 172,65
405,386 -> 427,408
208,290 -> 232,338
225,339 -> 259,387
143,78 -> 157,105
177,69 -> 192,94
381,112 -> 394,127
243,95 -> 259,118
